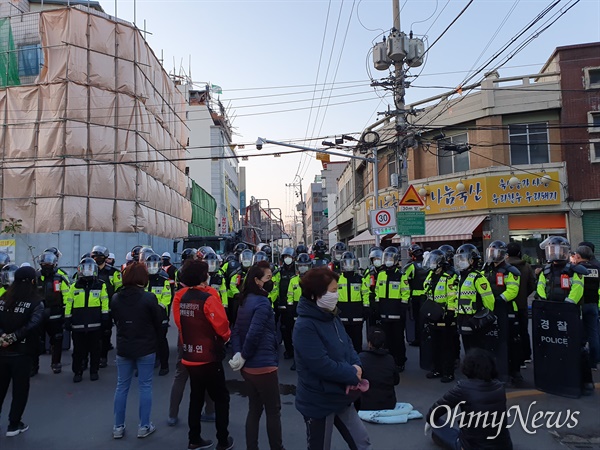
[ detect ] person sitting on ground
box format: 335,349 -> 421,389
356,328 -> 399,411
425,348 -> 513,450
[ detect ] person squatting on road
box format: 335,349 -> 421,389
230,260 -> 285,450
293,267 -> 372,450
110,262 -> 163,439
173,259 -> 234,450
0,266 -> 44,437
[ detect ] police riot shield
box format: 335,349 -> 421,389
483,300 -> 509,383
532,300 -> 582,398
420,322 -> 435,371
405,300 -> 416,344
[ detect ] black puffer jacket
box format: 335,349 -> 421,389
0,297 -> 44,356
358,348 -> 399,410
427,378 -> 513,450
506,256 -> 536,310
110,286 -> 163,359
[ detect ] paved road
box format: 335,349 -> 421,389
1,323 -> 598,450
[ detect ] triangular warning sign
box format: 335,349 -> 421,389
398,185 -> 425,207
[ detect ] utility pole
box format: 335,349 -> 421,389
286,176 -> 307,245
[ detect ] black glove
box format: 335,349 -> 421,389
64,319 -> 72,331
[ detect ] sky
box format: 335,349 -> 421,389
101,0 -> 600,225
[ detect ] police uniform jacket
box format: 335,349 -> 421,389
38,269 -> 70,320
484,261 -> 521,313
402,259 -> 429,301
537,262 -> 588,304
424,268 -> 458,311
337,271 -> 369,322
275,265 -> 295,312
375,267 -> 406,320
97,264 -> 122,299
578,260 -> 600,305
65,278 -> 109,332
209,270 -> 228,307
456,270 -> 495,316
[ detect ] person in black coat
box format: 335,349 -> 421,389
0,266 -> 44,437
426,348 -> 513,450
357,328 -> 399,411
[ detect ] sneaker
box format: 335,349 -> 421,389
137,423 -> 156,438
216,436 -> 234,450
51,363 -> 62,374
520,364 -> 527,369
99,358 -> 108,368
188,439 -> 213,450
201,413 -> 216,422
113,425 -> 125,439
159,367 -> 169,376
426,371 -> 442,379
90,372 -> 99,381
524,359 -> 532,364
167,417 -> 178,427
6,422 -> 29,437
73,373 -> 83,383
441,375 -> 455,383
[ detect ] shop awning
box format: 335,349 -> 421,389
349,230 -> 395,245
394,215 -> 487,243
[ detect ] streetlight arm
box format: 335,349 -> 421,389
260,138 -> 375,163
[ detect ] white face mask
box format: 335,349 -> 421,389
385,260 -> 395,268
298,265 -> 309,274
373,258 -> 382,268
317,291 -> 338,311
283,257 -> 293,266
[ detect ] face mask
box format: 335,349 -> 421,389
283,257 -> 293,266
373,258 -> 382,268
298,265 -> 309,274
262,280 -> 274,293
317,291 -> 338,311
385,260 -> 395,268
41,265 -> 54,275
454,256 -> 471,271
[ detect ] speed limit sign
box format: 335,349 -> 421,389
370,207 -> 397,235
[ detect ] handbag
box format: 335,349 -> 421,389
420,299 -> 445,323
468,307 -> 496,332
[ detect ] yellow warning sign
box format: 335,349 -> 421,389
316,152 -> 330,163
398,185 -> 425,207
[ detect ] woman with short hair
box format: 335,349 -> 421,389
110,262 -> 163,439
293,267 -> 372,450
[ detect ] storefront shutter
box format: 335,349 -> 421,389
582,210 -> 600,251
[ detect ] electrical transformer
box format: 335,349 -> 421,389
373,41 -> 392,71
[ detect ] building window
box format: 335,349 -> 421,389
18,44 -> 43,77
437,133 -> 469,175
387,152 -> 398,181
584,67 -> 600,89
509,123 -> 549,165
591,140 -> 600,163
588,111 -> 600,133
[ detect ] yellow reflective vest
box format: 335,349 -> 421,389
456,270 -> 495,315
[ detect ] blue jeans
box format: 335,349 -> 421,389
582,303 -> 600,366
114,353 -> 155,428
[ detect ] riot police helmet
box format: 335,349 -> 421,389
424,249 -> 446,271
0,251 -> 10,268
198,246 -> 216,260
145,253 -> 162,275
438,244 -> 455,263
331,242 -> 347,262
0,264 -> 18,286
80,252 -> 91,262
240,249 -> 254,269
486,240 -> 507,263
369,247 -> 384,268
181,248 -> 198,262
296,253 -> 312,274
233,243 -> 248,256
340,251 -> 359,273
252,251 -> 269,265
454,244 -> 481,271
44,247 -> 62,260
257,243 -> 272,258
382,246 -> 399,268
313,239 -> 327,256
540,236 -> 570,262
204,252 -> 220,273
39,252 -> 58,273
78,257 -> 98,279
280,247 -> 295,267
408,244 -> 424,259
130,245 -> 143,261
91,245 -> 109,259
295,244 -> 308,255
138,247 -> 155,262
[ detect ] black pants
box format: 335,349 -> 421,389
410,296 -> 425,344
186,362 -> 230,447
100,327 -> 112,360
158,325 -> 169,369
343,321 -> 364,354
432,325 -> 456,377
72,330 -> 102,375
33,319 -> 64,369
382,317 -> 407,366
241,370 -> 284,450
517,308 -> 531,362
279,309 -> 294,356
507,315 -> 522,376
0,354 -> 31,427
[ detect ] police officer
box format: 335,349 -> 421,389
329,242 -> 347,274
162,252 -> 177,304
484,240 -> 523,384
37,251 -> 71,374
91,245 -> 122,368
0,251 -> 10,271
130,245 -> 143,264
454,244 -> 495,352
228,248 -> 254,326
422,249 -> 458,382
106,253 -> 116,267
65,258 -> 109,383
362,246 -> 384,328
0,263 -> 18,297
145,253 -> 171,376
402,244 -> 429,347
204,252 -> 227,308
537,237 -> 593,395
43,247 -> 69,278
337,251 -> 369,353
286,252 -> 312,370
311,239 -> 329,267
175,248 -> 198,289
275,247 -> 296,359
375,246 -> 407,371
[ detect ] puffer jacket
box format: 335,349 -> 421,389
0,297 -> 44,356
427,378 -> 513,450
358,348 -> 399,410
231,291 -> 278,368
293,296 -> 361,419
506,256 -> 536,310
